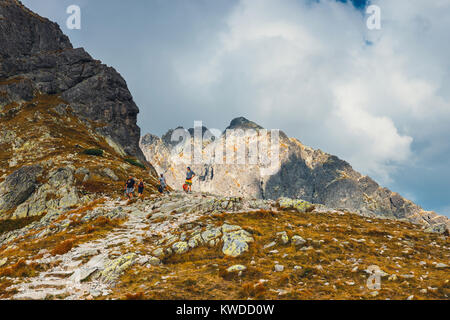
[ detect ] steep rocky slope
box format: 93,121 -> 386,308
0,93 -> 158,221
0,0 -> 146,161
140,117 -> 449,234
0,0 -> 158,222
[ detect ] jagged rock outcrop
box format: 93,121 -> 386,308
0,165 -> 43,214
0,1 -> 158,220
140,117 -> 449,233
0,0 -> 145,161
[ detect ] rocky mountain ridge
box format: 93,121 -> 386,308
0,0 -> 146,161
0,0 -> 158,222
140,117 -> 449,235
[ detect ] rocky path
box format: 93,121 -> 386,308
7,192 -> 240,300
9,199 -> 155,299
8,202 -> 148,299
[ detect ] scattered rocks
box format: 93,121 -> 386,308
188,234 -> 203,249
435,263 -> 448,269
227,265 -> 247,273
221,224 -> 242,233
369,291 -> 379,297
137,256 -> 149,265
274,264 -> 284,272
0,257 -> 7,267
99,168 -> 119,182
172,241 -> 189,254
201,228 -> 222,243
263,241 -> 277,250
2,188 -> 449,301
100,253 -> 138,284
148,256 -> 161,266
222,229 -> 254,257
278,197 -> 314,213
276,231 -> 289,244
291,235 -> 306,247
388,275 -> 398,281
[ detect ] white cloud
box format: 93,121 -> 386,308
172,0 -> 450,184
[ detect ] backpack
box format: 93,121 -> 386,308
182,184 -> 188,192
158,185 -> 163,193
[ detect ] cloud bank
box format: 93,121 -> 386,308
172,0 -> 450,185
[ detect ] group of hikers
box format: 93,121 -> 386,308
124,176 -> 146,200
123,167 -> 196,200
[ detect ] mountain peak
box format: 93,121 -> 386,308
226,117 -> 264,131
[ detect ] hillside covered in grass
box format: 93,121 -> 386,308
0,192 -> 448,300
0,91 -> 159,223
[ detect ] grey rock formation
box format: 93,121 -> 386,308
0,165 -> 42,215
225,117 -> 263,131
10,166 -> 88,219
0,0 -> 145,162
140,117 -> 449,233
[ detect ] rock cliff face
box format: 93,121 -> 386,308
0,0 -> 158,220
140,117 -> 449,233
0,0 -> 145,161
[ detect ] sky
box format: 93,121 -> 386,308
21,0 -> 450,217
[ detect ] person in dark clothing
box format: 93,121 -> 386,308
185,167 -> 195,193
137,178 -> 144,199
159,174 -> 167,194
124,176 -> 135,199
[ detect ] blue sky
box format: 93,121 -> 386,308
21,0 -> 450,217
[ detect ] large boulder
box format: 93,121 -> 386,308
0,165 -> 42,217
278,197 -> 314,213
99,253 -> 138,284
222,229 -> 254,257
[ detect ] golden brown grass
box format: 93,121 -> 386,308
51,239 -> 74,256
83,216 -> 122,234
103,208 -> 449,300
0,214 -> 45,234
239,282 -> 267,299
0,279 -> 16,299
124,292 -> 146,300
0,259 -> 42,278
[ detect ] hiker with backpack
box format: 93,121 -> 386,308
185,167 -> 196,193
158,174 -> 167,194
137,178 -> 145,200
124,175 -> 135,200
